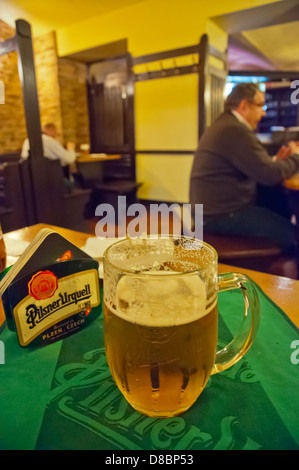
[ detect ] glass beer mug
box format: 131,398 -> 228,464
103,236 -> 260,418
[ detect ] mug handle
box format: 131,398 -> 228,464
211,272 -> 261,375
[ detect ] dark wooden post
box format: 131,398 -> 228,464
198,34 -> 209,140
15,19 -> 56,224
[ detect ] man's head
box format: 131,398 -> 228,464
42,123 -> 57,138
225,83 -> 267,129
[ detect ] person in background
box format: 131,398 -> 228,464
21,123 -> 77,167
190,82 -> 299,254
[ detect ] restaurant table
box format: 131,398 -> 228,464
76,153 -> 121,186
284,174 -> 299,250
0,224 -> 298,451
284,174 -> 299,191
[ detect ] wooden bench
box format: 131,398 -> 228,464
85,179 -> 142,219
41,160 -> 92,232
83,153 -> 142,218
0,153 -> 21,164
0,161 -> 28,233
0,158 -> 92,233
94,179 -> 142,203
98,153 -> 142,203
204,232 -> 282,260
175,204 -> 297,277
203,231 -> 297,278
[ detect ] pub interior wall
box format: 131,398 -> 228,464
0,0 -> 278,202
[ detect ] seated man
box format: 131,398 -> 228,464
189,82 -> 299,253
21,123 -> 77,167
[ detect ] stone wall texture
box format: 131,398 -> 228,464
0,20 -> 90,153
0,20 -> 27,153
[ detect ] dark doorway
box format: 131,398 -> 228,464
87,54 -> 135,154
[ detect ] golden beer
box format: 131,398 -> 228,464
103,236 -> 260,418
104,273 -> 218,417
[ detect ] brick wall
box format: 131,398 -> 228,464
58,57 -> 90,146
33,31 -> 64,143
0,20 -> 27,153
0,21 -> 90,154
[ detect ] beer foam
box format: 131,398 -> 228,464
113,238 -> 176,273
111,272 -> 215,326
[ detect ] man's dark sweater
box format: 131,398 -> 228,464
190,111 -> 299,218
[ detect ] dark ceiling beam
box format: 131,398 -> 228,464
60,38 -> 128,64
211,0 -> 299,34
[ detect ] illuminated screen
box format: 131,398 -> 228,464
225,76 -> 267,97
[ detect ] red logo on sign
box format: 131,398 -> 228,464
59,251 -> 73,261
28,270 -> 58,300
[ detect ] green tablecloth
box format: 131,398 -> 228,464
0,282 -> 298,451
